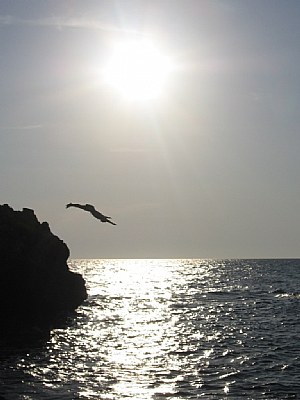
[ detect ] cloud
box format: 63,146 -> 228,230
0,124 -> 43,131
0,14 -> 142,34
109,147 -> 149,154
0,15 -> 14,25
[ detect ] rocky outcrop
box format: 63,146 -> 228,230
0,204 -> 87,344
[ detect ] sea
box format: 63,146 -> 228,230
0,259 -> 299,400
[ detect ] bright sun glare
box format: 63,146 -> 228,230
103,39 -> 173,101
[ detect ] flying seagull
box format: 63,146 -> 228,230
66,203 -> 116,225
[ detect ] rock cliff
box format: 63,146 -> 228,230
0,204 -> 87,344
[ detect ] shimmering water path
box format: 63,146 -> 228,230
1,259 -> 300,399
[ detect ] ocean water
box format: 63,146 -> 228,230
0,259 -> 300,399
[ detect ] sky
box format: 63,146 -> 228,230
1,0 -> 300,259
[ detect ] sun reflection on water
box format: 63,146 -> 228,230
69,259 -> 184,399
67,259 -> 239,399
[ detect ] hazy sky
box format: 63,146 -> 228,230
1,0 -> 300,258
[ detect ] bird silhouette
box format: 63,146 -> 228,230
66,203 -> 116,225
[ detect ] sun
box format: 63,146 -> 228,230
103,39 -> 173,101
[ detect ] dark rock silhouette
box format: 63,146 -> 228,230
0,204 -> 87,345
66,203 -> 117,225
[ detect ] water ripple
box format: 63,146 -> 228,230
1,259 -> 300,399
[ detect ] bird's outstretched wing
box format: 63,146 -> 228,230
66,203 -> 116,225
